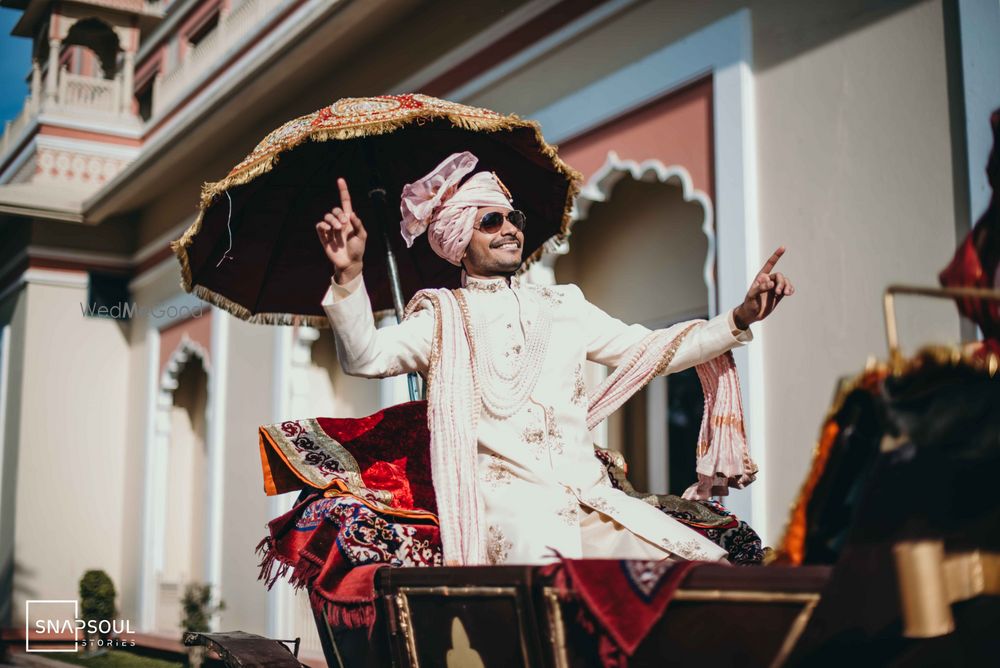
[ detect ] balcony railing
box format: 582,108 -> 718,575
0,66 -> 139,169
1,97 -> 36,158
153,0 -> 284,117
73,0 -> 164,14
59,72 -> 121,113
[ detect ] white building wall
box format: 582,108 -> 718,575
754,0 -> 962,542
11,277 -> 130,625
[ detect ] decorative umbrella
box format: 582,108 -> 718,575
170,94 -> 581,327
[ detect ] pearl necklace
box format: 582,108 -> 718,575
455,286 -> 551,419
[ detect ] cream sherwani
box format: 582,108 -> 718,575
322,273 -> 752,564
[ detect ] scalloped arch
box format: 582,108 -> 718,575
160,334 -> 211,392
572,151 -> 716,313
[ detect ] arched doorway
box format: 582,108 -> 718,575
62,17 -> 121,79
556,157 -> 714,496
154,338 -> 210,634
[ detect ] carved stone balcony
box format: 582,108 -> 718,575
0,66 -> 141,167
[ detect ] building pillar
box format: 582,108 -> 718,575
121,51 -> 135,115
151,70 -> 163,117
30,59 -> 41,111
45,39 -> 61,103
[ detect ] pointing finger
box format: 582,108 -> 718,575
759,246 -> 786,275
337,178 -> 354,218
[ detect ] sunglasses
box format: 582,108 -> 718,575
474,209 -> 527,234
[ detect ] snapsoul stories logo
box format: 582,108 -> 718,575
25,600 -> 136,652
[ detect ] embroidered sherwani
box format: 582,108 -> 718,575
322,273 -> 752,564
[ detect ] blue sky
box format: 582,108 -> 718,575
1,7 -> 33,125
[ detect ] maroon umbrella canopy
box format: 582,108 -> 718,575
171,94 -> 581,326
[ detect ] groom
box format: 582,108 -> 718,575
316,152 -> 793,565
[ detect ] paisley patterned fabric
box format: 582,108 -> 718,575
595,448 -> 765,565
256,491 -> 442,630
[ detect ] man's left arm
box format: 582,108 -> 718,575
578,290 -> 751,373
581,246 -> 794,372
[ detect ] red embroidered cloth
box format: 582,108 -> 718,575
256,401 -> 443,630
939,108 -> 1000,345
542,557 -> 699,667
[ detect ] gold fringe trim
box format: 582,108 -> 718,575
170,102 -> 583,325
191,283 -> 331,328
888,342 -> 1000,378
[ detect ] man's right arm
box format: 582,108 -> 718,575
322,273 -> 433,378
316,177 -> 432,377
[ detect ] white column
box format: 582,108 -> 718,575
645,377 -> 668,494
113,72 -> 123,115
267,325 -> 295,639
30,60 -> 41,111
45,39 -> 61,103
121,51 -> 135,115
151,71 -> 163,117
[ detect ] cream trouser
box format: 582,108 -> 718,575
578,505 -> 678,560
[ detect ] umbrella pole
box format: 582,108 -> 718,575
367,185 -> 421,402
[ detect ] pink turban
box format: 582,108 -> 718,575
400,151 -> 514,266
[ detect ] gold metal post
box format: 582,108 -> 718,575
883,284 -> 1000,363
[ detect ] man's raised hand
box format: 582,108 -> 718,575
316,177 -> 367,285
733,246 -> 795,329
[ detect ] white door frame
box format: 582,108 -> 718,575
138,296 -> 228,631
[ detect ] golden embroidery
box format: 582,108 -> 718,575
545,405 -> 564,455
585,497 -> 614,515
487,525 -> 512,565
531,285 -> 564,306
557,501 -> 579,526
464,279 -> 506,293
523,404 -> 564,457
482,456 -> 513,488
522,427 -> 545,444
403,293 -> 442,394
651,323 -> 702,376
522,426 -> 546,459
711,414 -> 743,428
660,537 -> 712,561
571,364 -> 586,405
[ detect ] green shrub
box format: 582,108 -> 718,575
79,570 -> 116,623
180,583 -> 225,633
